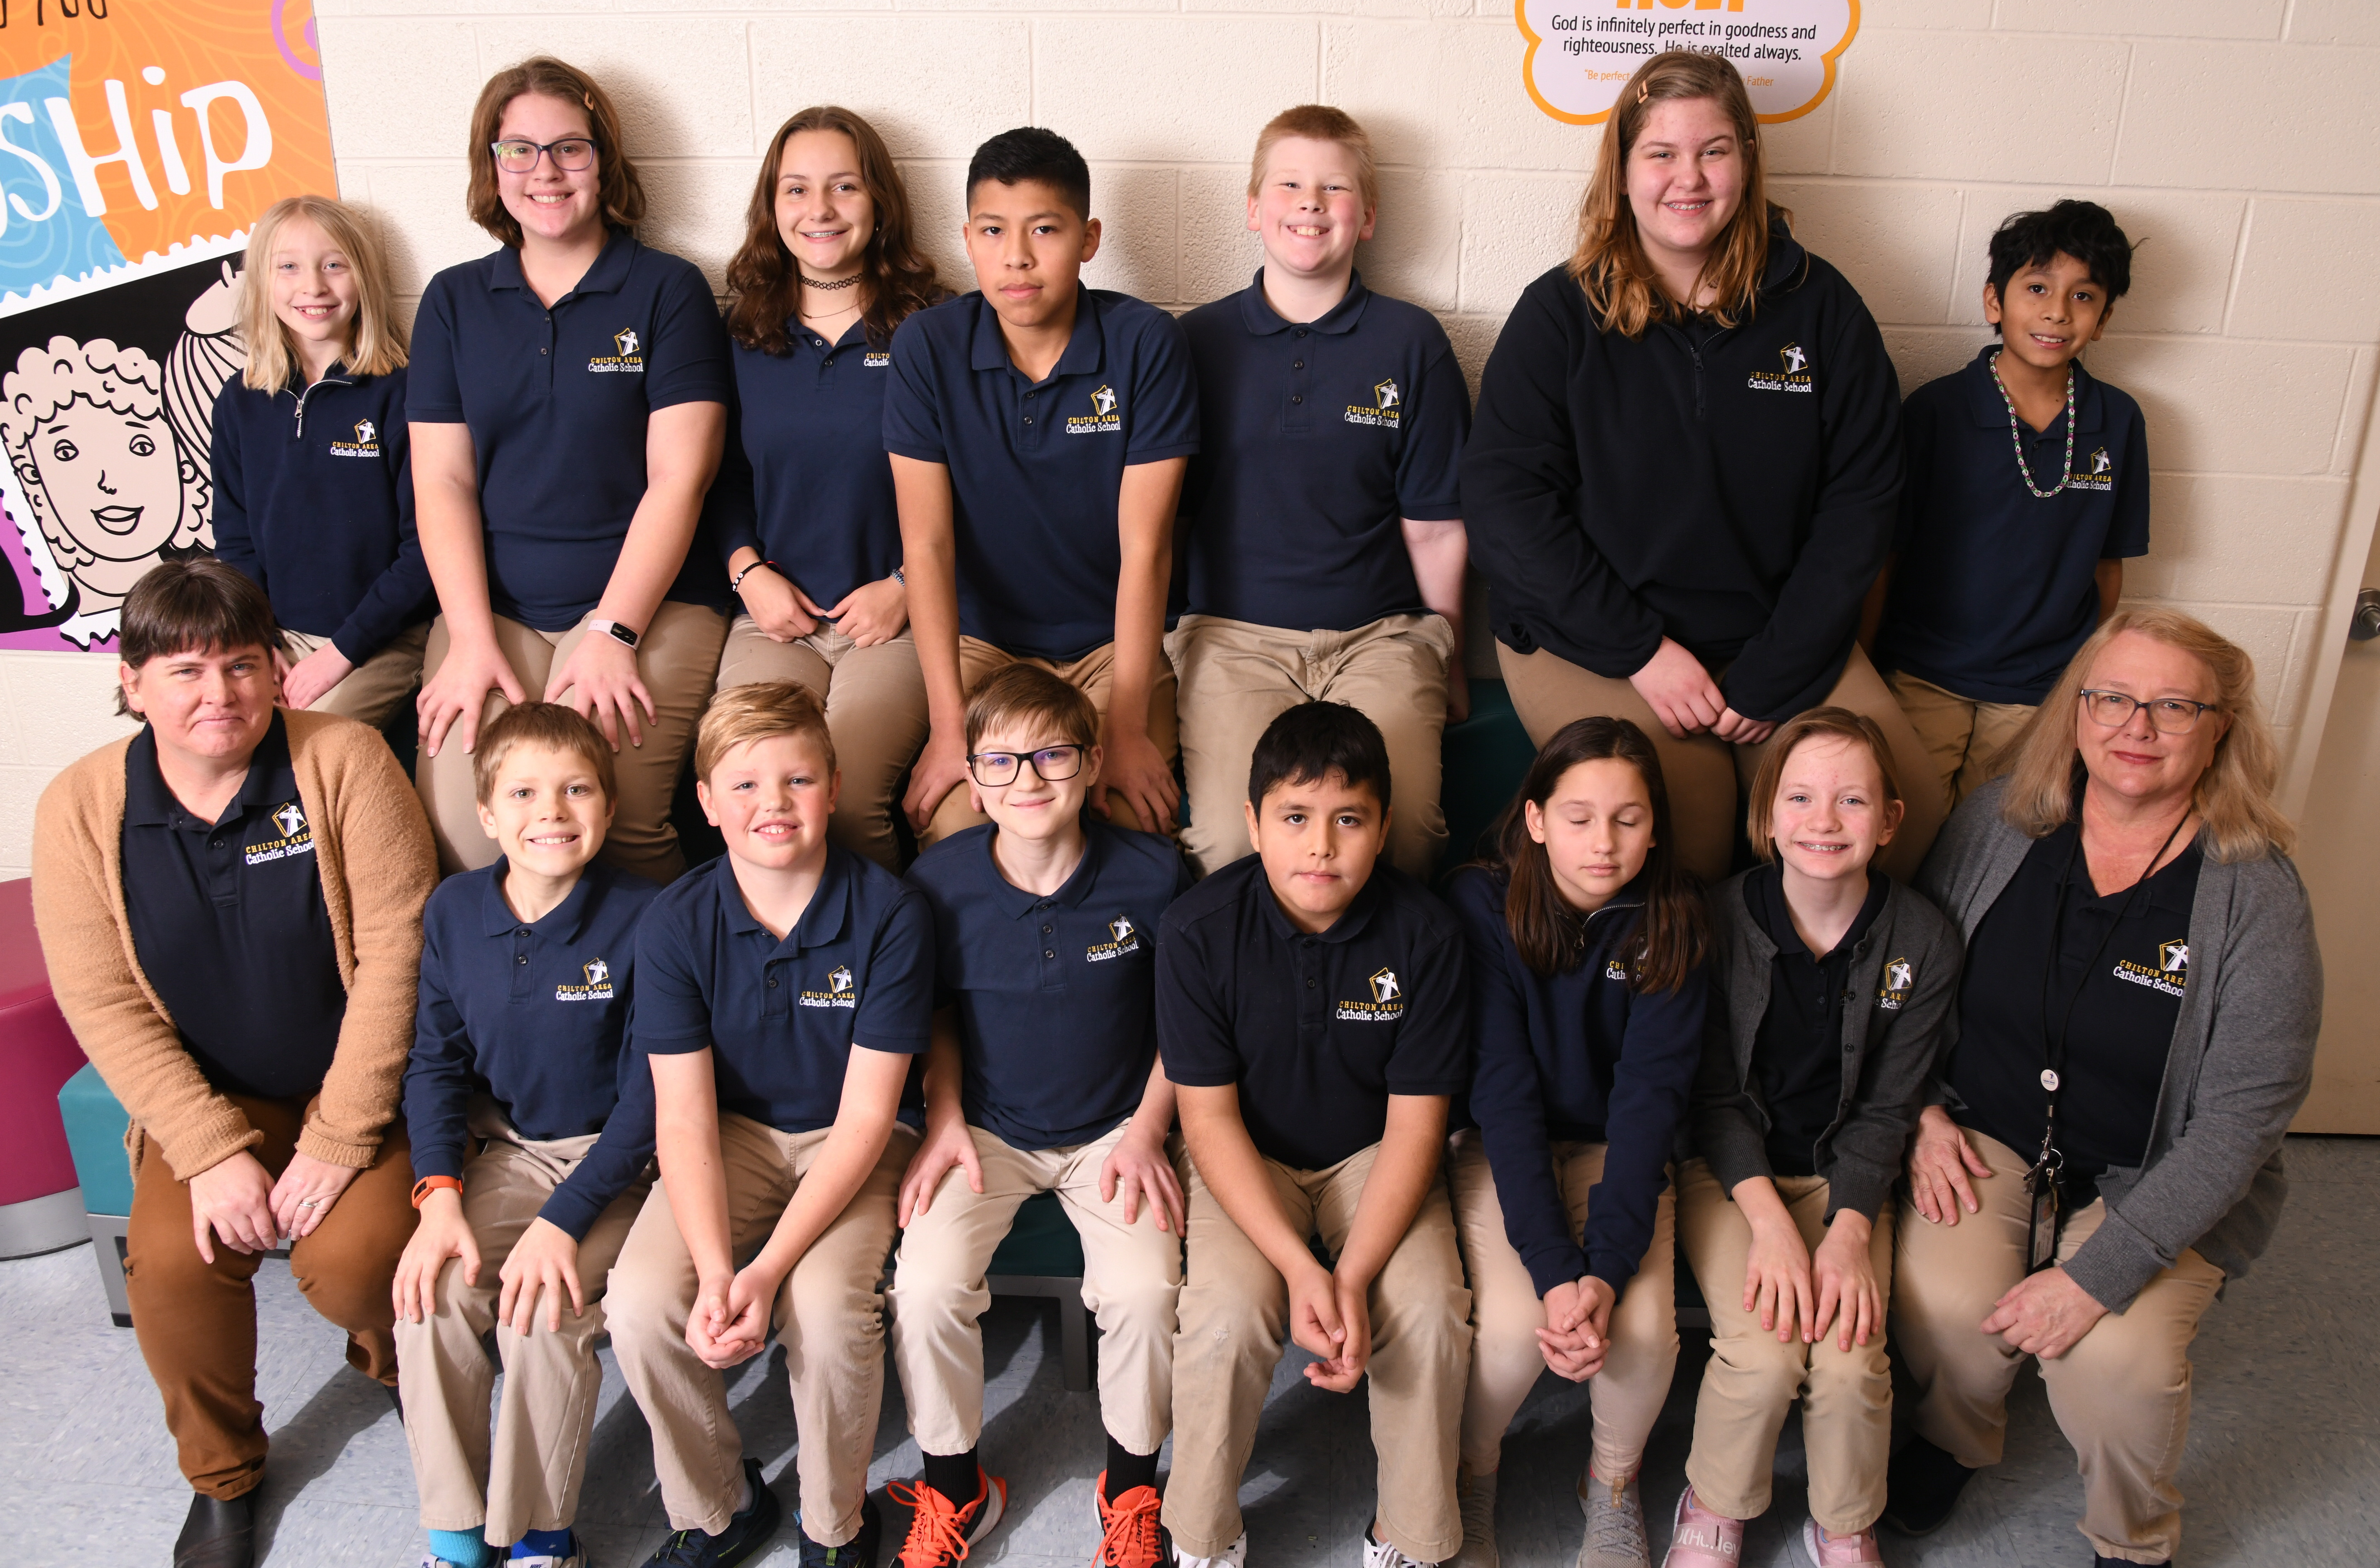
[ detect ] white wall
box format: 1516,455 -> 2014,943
3,0 -> 2375,876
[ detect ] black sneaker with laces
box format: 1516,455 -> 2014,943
1880,1435 -> 1976,1536
642,1455 -> 784,1568
799,1493 -> 885,1568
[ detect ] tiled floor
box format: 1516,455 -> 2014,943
6,1136 -> 2375,1567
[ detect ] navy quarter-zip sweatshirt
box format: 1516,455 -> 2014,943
211,368 -> 432,664
1451,866 -> 1706,1300
1462,219 -> 1904,721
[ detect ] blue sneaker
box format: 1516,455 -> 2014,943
509,1534 -> 585,1568
798,1493 -> 884,1568
642,1457 -> 783,1568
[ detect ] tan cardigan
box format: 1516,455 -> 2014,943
31,710 -> 438,1182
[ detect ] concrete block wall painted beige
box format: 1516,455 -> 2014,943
2,0 -> 2374,876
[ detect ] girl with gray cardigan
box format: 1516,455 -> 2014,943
1886,609 -> 2320,1568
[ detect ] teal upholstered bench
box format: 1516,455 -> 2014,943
982,1190 -> 1095,1392
1437,679 -> 1538,876
58,1062 -> 136,1326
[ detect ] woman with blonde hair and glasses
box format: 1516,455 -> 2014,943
1463,48 -> 1941,885
1888,607 -> 2319,1568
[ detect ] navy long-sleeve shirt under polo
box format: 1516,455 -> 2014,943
1157,856 -> 1470,1172
211,367 -> 432,664
407,230 -> 732,631
403,861 -> 662,1240
1449,867 -> 1706,1300
635,847 -> 934,1133
882,289 -> 1199,662
710,323 -> 904,610
1178,271 -> 1468,632
907,819 -> 1191,1152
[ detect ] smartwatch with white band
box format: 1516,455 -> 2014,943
588,618 -> 640,650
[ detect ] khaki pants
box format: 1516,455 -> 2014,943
888,1120 -> 1183,1456
1884,671 -> 2036,819
1675,1159 -> 1895,1534
122,1096 -> 416,1500
1892,1127 -> 2222,1564
416,602 -> 728,885
282,624 -> 430,729
1446,1131 -> 1677,1482
395,1126 -> 651,1543
1496,641 -> 1944,886
1163,1142 -> 1471,1563
920,636 -> 1180,847
1167,613 -> 1454,880
716,616 -> 929,873
605,1114 -> 916,1543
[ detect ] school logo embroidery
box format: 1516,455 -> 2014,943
1878,956 -> 1915,1011
2067,445 -> 2115,492
2159,940 -> 2189,974
1086,913 -> 1145,963
799,964 -> 859,1009
1344,377 -> 1403,429
1604,958 -> 1630,983
273,801 -> 306,839
1748,343 -> 1815,394
589,327 -> 648,374
863,351 -> 892,367
2113,939 -> 2189,999
1338,967 -> 1408,1021
1067,384 -> 1122,435
556,958 -> 618,1003
327,418 -> 381,459
243,803 -> 316,866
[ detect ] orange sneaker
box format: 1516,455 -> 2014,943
1095,1471 -> 1170,1568
889,1471 -> 1007,1568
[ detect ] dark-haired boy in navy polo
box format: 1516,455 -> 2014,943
393,703 -> 661,1568
1867,200 -> 2148,812
885,126 -> 1199,851
1159,703 -> 1472,1568
888,664 -> 1192,1568
1172,106 -> 1471,880
605,682 -> 934,1568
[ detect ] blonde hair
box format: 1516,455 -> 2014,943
1745,706 -> 1902,863
1569,50 -> 1783,337
466,57 -> 644,249
696,681 -> 836,781
1248,104 -> 1379,213
1995,608 -> 2294,863
964,663 -> 1098,753
471,702 -> 616,807
240,196 -> 408,393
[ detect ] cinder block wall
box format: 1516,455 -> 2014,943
3,0 -> 2374,876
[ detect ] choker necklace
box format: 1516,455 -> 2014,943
802,272 -> 862,292
1989,346 -> 2075,500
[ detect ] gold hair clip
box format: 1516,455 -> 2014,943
1638,82 -> 1650,104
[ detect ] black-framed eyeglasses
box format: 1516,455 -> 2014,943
966,745 -> 1084,787
491,137 -> 597,174
2078,688 -> 2219,735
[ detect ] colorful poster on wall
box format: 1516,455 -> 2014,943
1517,0 -> 1858,126
0,0 -> 331,651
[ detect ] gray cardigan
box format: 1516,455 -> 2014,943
1916,777 -> 2322,1312
1691,871 -> 1963,1224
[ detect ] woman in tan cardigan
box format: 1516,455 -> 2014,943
32,558 -> 438,1568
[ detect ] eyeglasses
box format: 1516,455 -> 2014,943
491,138 -> 597,174
2078,688 -> 2219,735
966,745 -> 1085,787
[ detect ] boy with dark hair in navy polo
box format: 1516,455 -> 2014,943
1158,702 -> 1473,1568
1172,105 -> 1471,880
394,702 -> 663,1568
888,663 -> 1192,1568
885,125 -> 1199,850
604,682 -> 936,1568
1866,200 -> 2147,811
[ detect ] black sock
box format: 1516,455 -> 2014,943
923,1448 -> 980,1508
1104,1435 -> 1160,1498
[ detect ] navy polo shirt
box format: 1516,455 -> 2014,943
119,716 -> 346,1101
1157,857 -> 1470,1171
403,861 -> 661,1239
882,289 -> 1199,661
1179,272 -> 1468,632
408,229 -> 733,631
908,819 -> 1191,1152
1876,346 -> 2150,705
211,368 -> 433,664
635,846 -> 934,1133
1746,864 -> 1888,1177
712,322 -> 902,610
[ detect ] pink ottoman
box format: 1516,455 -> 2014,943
0,876 -> 92,1257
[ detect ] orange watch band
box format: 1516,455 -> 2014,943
410,1174 -> 463,1209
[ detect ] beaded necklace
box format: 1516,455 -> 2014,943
1989,346 -> 2075,500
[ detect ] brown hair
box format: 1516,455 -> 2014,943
725,106 -> 945,356
1569,50 -> 1783,337
1248,104 -> 1379,213
466,57 -> 644,250
471,702 -> 616,807
695,680 -> 836,780
1745,707 -> 1902,862
964,664 -> 1099,753
113,558 -> 279,716
1994,607 -> 2293,863
240,196 -> 408,392
1480,716 -> 1706,993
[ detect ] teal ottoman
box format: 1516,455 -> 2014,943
982,1190 -> 1096,1392
57,1061 -> 134,1326
1438,678 -> 1539,876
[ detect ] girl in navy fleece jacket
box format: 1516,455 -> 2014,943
1447,716 -> 1709,1568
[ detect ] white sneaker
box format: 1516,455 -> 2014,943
1175,1533 -> 1249,1568
1363,1527 -> 1440,1568
1452,1465 -> 1500,1568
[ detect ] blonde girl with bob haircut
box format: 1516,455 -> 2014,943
211,193 -> 434,726
1889,609 -> 2317,1567
1463,49 -> 1942,889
